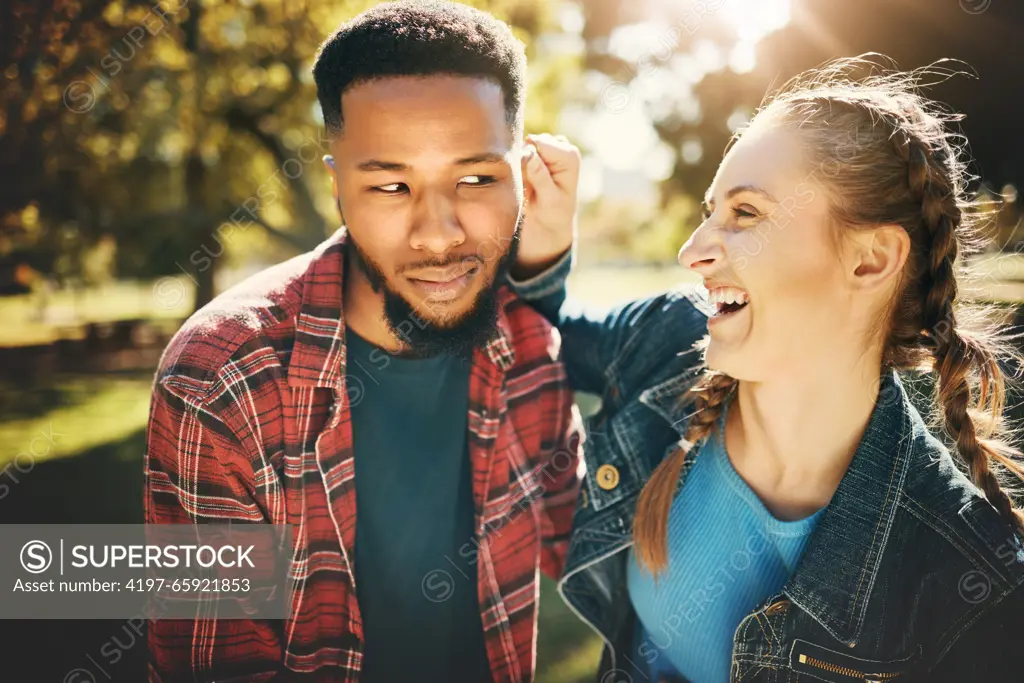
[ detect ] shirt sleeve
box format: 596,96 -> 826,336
144,380 -> 285,682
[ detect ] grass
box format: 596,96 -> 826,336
0,278 -> 192,347
537,575 -> 605,683
0,374 -> 154,470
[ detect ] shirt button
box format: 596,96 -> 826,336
596,464 -> 620,491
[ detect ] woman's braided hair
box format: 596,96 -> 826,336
633,58 -> 1024,575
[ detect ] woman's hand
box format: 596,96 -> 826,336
513,133 -> 581,279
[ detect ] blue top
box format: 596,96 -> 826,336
627,401 -> 825,683
345,329 -> 491,683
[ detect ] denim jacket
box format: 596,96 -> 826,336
510,253 -> 1024,683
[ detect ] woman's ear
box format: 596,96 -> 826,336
848,224 -> 910,290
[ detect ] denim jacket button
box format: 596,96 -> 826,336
765,599 -> 790,616
596,464 -> 620,490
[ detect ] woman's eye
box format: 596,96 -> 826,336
733,205 -> 759,219
372,183 -> 407,194
460,175 -> 496,186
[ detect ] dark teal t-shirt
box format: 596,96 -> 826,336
345,328 -> 492,683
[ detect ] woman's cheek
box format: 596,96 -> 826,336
727,229 -> 770,274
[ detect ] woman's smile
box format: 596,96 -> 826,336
706,285 -> 750,323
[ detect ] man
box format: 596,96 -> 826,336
144,1 -> 584,681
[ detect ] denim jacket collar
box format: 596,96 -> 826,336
781,367 -> 915,647
637,348 -> 705,433
643,364 -> 915,648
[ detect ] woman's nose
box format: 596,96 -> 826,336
678,223 -> 724,273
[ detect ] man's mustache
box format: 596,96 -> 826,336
397,255 -> 483,274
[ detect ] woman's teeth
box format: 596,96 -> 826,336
707,286 -> 750,317
707,287 -> 749,306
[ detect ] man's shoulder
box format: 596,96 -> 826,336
499,285 -> 564,368
155,251 -> 316,399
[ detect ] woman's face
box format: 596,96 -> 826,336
678,124 -> 865,381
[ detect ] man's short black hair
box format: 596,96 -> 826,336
313,0 -> 526,138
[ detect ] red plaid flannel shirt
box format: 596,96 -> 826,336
144,228 -> 584,683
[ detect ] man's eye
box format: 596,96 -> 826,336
372,183 -> 407,194
460,175 -> 496,186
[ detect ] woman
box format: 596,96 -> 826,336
513,62 -> 1024,682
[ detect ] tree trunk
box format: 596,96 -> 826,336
184,152 -> 216,312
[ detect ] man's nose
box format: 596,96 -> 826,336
409,191 -> 465,254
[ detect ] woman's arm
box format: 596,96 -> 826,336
508,249 -> 709,396
509,133 -> 708,397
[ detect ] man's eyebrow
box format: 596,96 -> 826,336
455,152 -> 507,165
356,159 -> 407,172
355,152 -> 507,172
705,184 -> 779,205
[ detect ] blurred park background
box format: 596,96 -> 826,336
3,0 -> 1024,680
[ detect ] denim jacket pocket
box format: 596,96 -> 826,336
957,497 -> 1024,589
789,639 -> 920,683
580,406 -> 660,514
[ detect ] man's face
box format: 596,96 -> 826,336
329,75 -> 523,355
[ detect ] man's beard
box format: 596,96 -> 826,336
345,217 -> 521,360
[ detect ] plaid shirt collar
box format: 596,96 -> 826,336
287,227 -> 516,389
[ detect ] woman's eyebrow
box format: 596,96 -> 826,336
725,184 -> 779,203
704,184 -> 780,206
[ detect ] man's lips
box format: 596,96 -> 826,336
404,263 -> 481,302
404,262 -> 479,283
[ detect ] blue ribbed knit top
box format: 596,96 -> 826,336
626,402 -> 826,682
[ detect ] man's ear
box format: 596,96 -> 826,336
323,155 -> 338,197
323,155 -> 343,224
